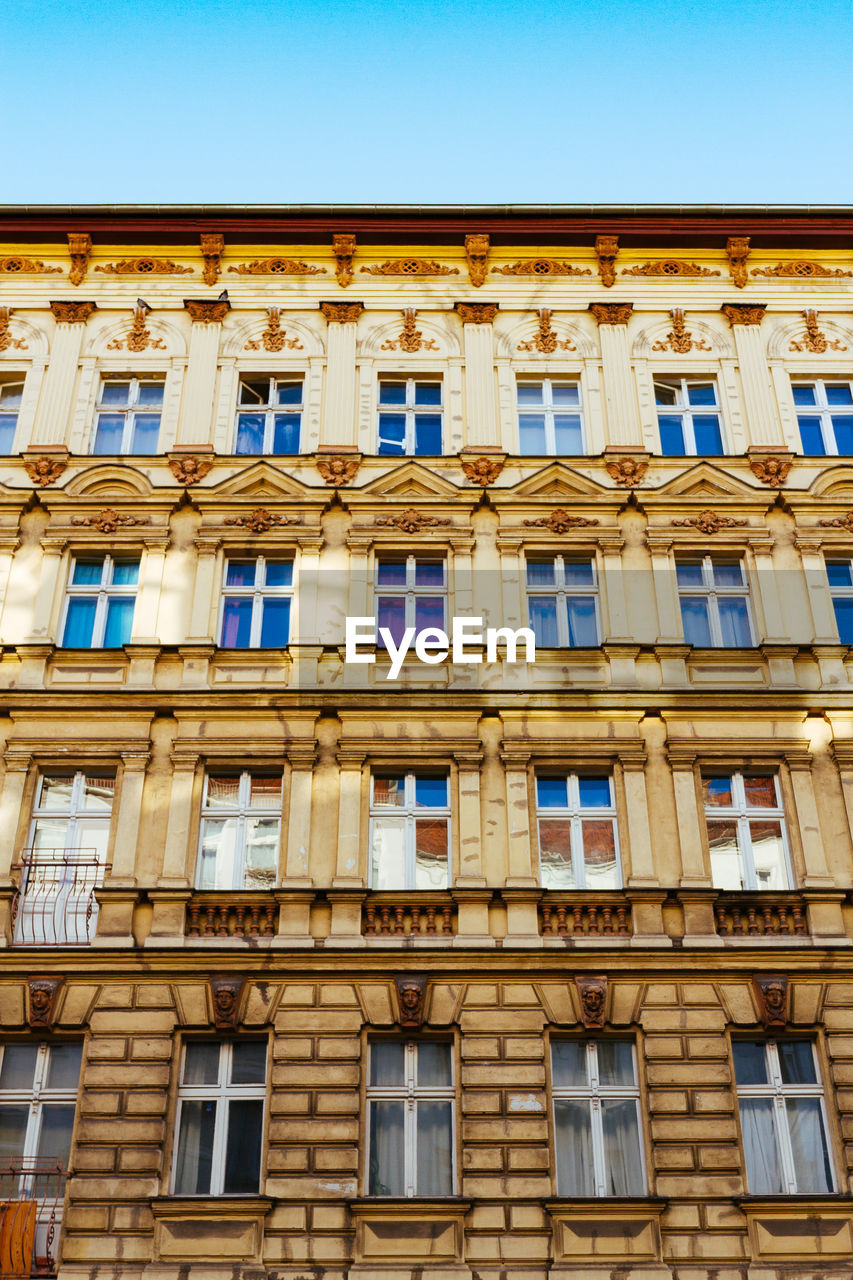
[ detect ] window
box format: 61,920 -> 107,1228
0,1041 -> 82,1172
234,376 -> 302,455
370,772 -> 450,890
526,557 -> 599,647
0,378 -> 24,454
61,556 -> 138,648
655,379 -> 724,455
676,557 -> 752,647
733,1039 -> 833,1194
827,558 -> 853,644
377,378 -> 442,455
536,774 -> 620,889
173,1040 -> 266,1196
367,1040 -> 454,1197
551,1040 -> 645,1196
703,772 -> 791,890
517,379 -> 583,455
220,558 -> 293,648
376,557 -> 446,647
197,772 -> 281,891
793,380 -> 853,455
92,377 -> 163,454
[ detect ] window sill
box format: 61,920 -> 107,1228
150,1196 -> 273,1217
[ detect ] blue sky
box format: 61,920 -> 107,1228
4,0 -> 852,203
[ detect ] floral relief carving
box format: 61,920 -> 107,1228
72,508 -> 149,534
320,302 -> 365,324
0,307 -> 28,351
454,302 -> 498,325
28,977 -> 63,1031
375,508 -> 451,534
595,235 -> 619,287
493,258 -> 591,277
523,508 -> 599,534
0,257 -> 61,274
96,258 -> 193,275
67,233 -> 92,286
333,234 -> 356,287
721,304 -> 766,328
244,308 -> 304,352
622,260 -> 720,278
605,457 -> 648,487
381,309 -> 438,353
789,309 -> 847,354
726,236 -> 750,288
589,302 -> 633,326
200,233 -> 224,286
395,975 -> 427,1028
224,508 -> 298,533
465,234 -> 489,287
316,454 -> 361,486
185,295 -> 231,323
517,309 -> 576,354
50,301 -> 97,324
575,976 -> 607,1030
651,308 -> 711,354
107,301 -> 166,353
753,974 -> 788,1029
672,509 -> 747,535
750,456 -> 792,487
361,258 -> 459,277
228,257 -> 326,276
209,975 -> 246,1031
461,455 -> 505,486
752,261 -> 853,279
169,456 -> 214,486
819,511 -> 853,533
25,455 -> 67,486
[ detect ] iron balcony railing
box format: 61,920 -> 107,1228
11,850 -> 104,946
0,1160 -> 67,1278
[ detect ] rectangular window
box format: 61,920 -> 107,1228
197,772 -> 281,891
793,380 -> 853,455
517,379 -> 584,455
676,556 -> 752,647
655,378 -> 724,456
173,1040 -> 266,1196
536,774 -> 620,889
370,772 -> 450,890
219,558 -> 293,648
526,557 -> 599,647
234,376 -> 302,455
0,378 -> 24,454
367,1040 -> 454,1197
551,1040 -> 645,1196
733,1039 -> 833,1194
377,378 -> 442,455
92,377 -> 163,454
376,557 -> 446,648
703,771 -> 791,890
825,559 -> 853,643
61,555 -> 139,648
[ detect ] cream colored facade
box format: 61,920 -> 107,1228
0,206 -> 852,1279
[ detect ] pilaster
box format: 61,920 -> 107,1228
589,302 -> 642,447
320,302 -> 363,447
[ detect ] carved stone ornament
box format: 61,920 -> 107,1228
96,257 -> 193,275
185,294 -> 231,323
750,456 -> 792,487
605,457 -> 648,487
726,236 -> 750,288
0,256 -> 60,274
819,510 -> 853,533
200,233 -> 225,286
0,307 -> 27,351
67,232 -> 92,286
320,301 -> 364,324
395,975 -> 427,1028
72,508 -> 149,534
790,309 -> 847,354
209,975 -> 247,1031
316,454 -> 361,486
333,234 -> 356,287
376,508 -> 451,534
170,455 -> 214,486
753,974 -> 788,1029
652,308 -> 711,354
752,260 -> 853,279
465,234 -> 489,287
721,303 -> 766,328
461,455 -> 505,486
381,309 -> 438,353
454,302 -> 498,325
493,258 -> 591,277
25,454 -> 67,486
589,302 -> 633,326
244,308 -> 304,352
595,235 -> 619,287
50,300 -> 97,325
361,258 -> 459,277
672,509 -> 747,535
28,977 -> 63,1030
517,309 -> 576,354
575,976 -> 607,1030
107,300 -> 166,353
228,257 -> 325,275
523,508 -> 599,534
224,507 -> 298,533
622,259 -> 720,278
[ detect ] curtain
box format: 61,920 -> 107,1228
369,1101 -> 404,1195
554,1100 -> 594,1195
416,1101 -> 452,1195
223,1099 -> 263,1194
602,1099 -> 645,1195
740,1099 -> 783,1193
62,599 -> 96,647
786,1099 -> 832,1192
174,1100 -> 216,1195
566,596 -> 597,646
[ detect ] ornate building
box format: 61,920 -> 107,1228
0,205 -> 852,1279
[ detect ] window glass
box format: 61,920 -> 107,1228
183,1042 -> 221,1087
0,1045 -> 38,1091
733,1040 -> 768,1086
45,1042 -> 83,1090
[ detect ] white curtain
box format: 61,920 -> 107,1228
554,1100 -> 594,1195
369,1101 -> 404,1195
787,1099 -> 831,1192
416,1101 -> 452,1195
740,1099 -> 783,1193
602,1099 -> 644,1194
174,1100 -> 215,1195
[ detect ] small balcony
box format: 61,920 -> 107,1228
11,850 -> 104,946
540,893 -> 633,940
186,893 -> 277,940
714,891 -> 809,940
362,892 -> 457,941
0,1161 -> 67,1279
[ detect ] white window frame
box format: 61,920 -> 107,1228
551,1039 -> 645,1197
377,376 -> 443,455
525,555 -> 600,647
654,376 -> 725,455
735,1039 -> 834,1195
171,1040 -> 267,1197
366,1040 -> 456,1198
535,773 -> 621,889
826,557 -> 853,643
92,375 -> 164,455
676,555 -> 753,647
369,772 -> 451,890
0,1041 -> 81,1167
28,771 -> 114,852
792,379 -> 853,456
375,556 -> 447,631
0,376 -> 25,454
218,556 -> 294,648
196,771 -> 282,891
702,771 -> 792,891
61,555 -> 139,648
516,378 -> 585,455
234,375 -> 303,454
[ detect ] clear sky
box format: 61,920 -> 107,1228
4,0 -> 852,204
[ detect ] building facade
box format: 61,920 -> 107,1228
0,205 -> 852,1278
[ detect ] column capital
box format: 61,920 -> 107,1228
184,294 -> 230,323
721,302 -> 766,327
320,301 -> 364,323
120,751 -> 151,772
49,300 -> 96,324
589,302 -> 633,325
454,301 -> 498,324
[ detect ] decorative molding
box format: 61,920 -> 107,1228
622,259 -> 720,278
381,309 -> 438,353
0,256 -> 61,274
184,294 -> 231,323
575,976 -> 607,1030
244,307 -> 304,352
461,455 -> 505,486
749,456 -> 792,487
752,260 -> 853,279
721,303 -> 766,328
50,300 -> 97,325
0,307 -> 28,351
228,257 -> 325,276
320,301 -> 364,324
67,233 -> 92,286
605,457 -> 648,487
376,508 -> 451,534
395,975 -> 427,1028
28,977 -> 63,1031
96,257 -> 193,276
333,234 -> 356,287
651,308 -> 711,354
169,455 -> 213,486
25,454 -> 67,486
726,236 -> 750,288
224,508 -> 298,533
200,233 -> 224,286
107,300 -> 166,353
454,302 -> 498,325
72,508 -> 149,534
316,454 -> 361,486
589,302 -> 633,326
517,308 -> 576,354
465,234 -> 489,288
523,508 -> 599,534
361,258 -> 459,277
820,510 -> 853,533
595,235 -> 619,287
672,509 -> 747,535
753,974 -> 788,1029
493,258 -> 591,277
209,975 -> 247,1031
789,309 -> 847,354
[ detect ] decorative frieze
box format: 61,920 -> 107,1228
622,259 -> 720,277
316,454 -> 361,486
72,509 -> 149,534
375,508 -> 451,533
589,302 -> 633,325
726,236 -> 750,288
752,260 -> 853,279
0,256 -> 60,274
461,455 -> 505,486
820,511 -> 853,533
493,258 -> 591,277
107,300 -> 166,353
320,301 -> 364,324
50,300 -> 97,324
381,309 -> 438,353
454,302 -> 498,325
96,257 -> 193,275
0,307 -> 27,351
67,232 -> 92,286
464,233 -> 489,287
605,457 -> 648,487
651,308 -> 710,353
361,258 -> 459,276
595,234 -> 619,287
750,456 -> 792,487
228,257 -> 325,275
200,233 -> 225,286
24,454 -> 67,486
721,303 -> 766,327
224,508 -> 298,533
672,509 -> 748,535
517,309 -> 576,353
333,234 -> 356,287
184,294 -> 231,323
789,309 -> 847,353
523,509 -> 599,533
169,455 -> 213,486
244,308 -> 303,352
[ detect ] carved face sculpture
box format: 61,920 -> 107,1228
763,980 -> 786,1018
30,985 -> 51,1015
582,987 -> 604,1017
400,983 -> 421,1017
214,986 -> 237,1017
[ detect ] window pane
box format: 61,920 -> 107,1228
519,414 -> 547,453
73,559 -> 106,586
239,378 -> 269,407
130,414 -> 160,452
369,1100 -> 405,1195
825,384 -> 853,406
675,561 -> 703,588
414,596 -> 445,633
582,819 -> 619,887
100,382 -> 131,406
414,414 -> 442,454
418,1042 -> 452,1088
658,413 -> 685,454
377,597 -> 406,647
578,777 -> 611,808
183,1042 -> 221,1086
378,382 -> 406,406
654,383 -> 678,406
371,817 -> 406,890
260,598 -> 290,647
598,1041 -> 635,1087
740,1098 -> 784,1194
92,414 -> 125,453
198,818 -> 238,890
743,776 -> 776,808
704,776 -> 733,807
681,597 -> 712,646
416,1101 -> 453,1195
711,560 -> 745,588
517,383 -> 544,406
36,1105 -> 76,1168
136,382 -> 164,406
798,416 -> 825,454
687,383 -> 716,406
370,1042 -> 405,1087
62,598 -> 96,647
174,1099 -> 216,1195
414,819 -> 448,889
778,1040 -> 817,1086
552,384 -> 580,407
414,383 -> 441,406
206,776 -> 241,809
244,818 -> 279,889
373,776 -> 404,806
792,385 -> 817,407
566,596 -> 598,646
272,413 -> 300,454
276,382 -> 302,406
46,1042 -> 83,1090
553,416 -> 583,453
111,560 -> 139,586
539,819 -> 575,888
0,417 -> 16,453
827,560 -> 853,588
529,597 -> 559,647
264,562 -> 293,588
223,1099 -> 263,1193
221,598 -> 252,647
415,776 -> 447,808
693,414 -> 724,455
563,561 -> 594,587
0,1045 -> 38,1091
526,561 -> 556,588
0,1107 -> 29,1163
554,1100 -> 594,1195
718,597 -> 751,647
0,384 -> 23,409
786,1098 -> 832,1192
103,597 -> 135,647
537,777 -> 568,808
377,414 -> 406,454
235,413 -> 266,454
249,776 -> 282,808
551,1041 -> 587,1088
79,774 -> 113,812
376,561 -> 406,587
414,561 -> 444,588
225,561 -> 256,588
732,1041 -> 768,1086
831,415 -> 853,454
37,776 -> 74,811
602,1098 -> 644,1194
707,819 -> 743,890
